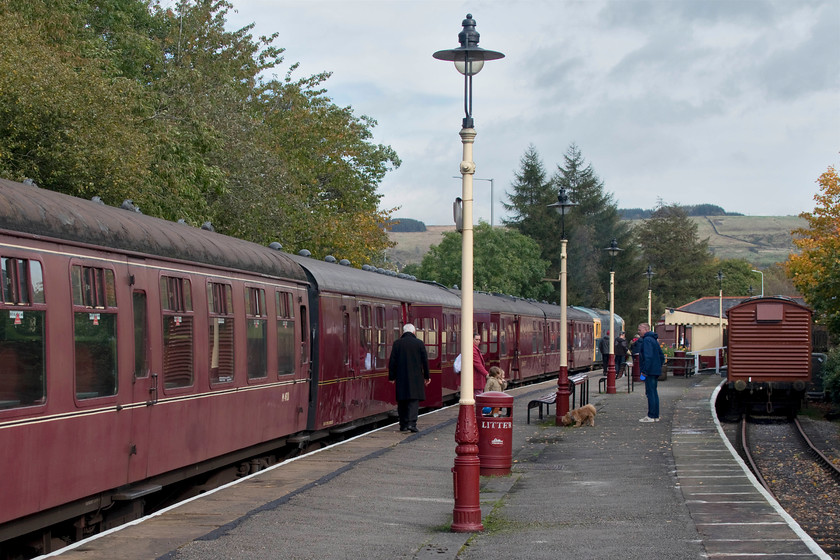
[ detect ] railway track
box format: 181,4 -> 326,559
738,415 -> 840,558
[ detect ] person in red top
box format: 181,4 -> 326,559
472,333 -> 489,397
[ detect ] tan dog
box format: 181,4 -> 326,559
561,404 -> 597,427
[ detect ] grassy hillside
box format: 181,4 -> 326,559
387,216 -> 807,269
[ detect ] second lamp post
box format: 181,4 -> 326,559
548,187 -> 577,422
604,238 -> 621,394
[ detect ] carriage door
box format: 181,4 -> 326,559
510,317 -> 521,382
410,306 -> 441,406
126,265 -> 159,481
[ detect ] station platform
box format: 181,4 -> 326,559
48,372 -> 829,560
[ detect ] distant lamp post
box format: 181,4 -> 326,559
717,270 -> 725,346
644,265 -> 654,327
751,269 -> 764,297
433,13 -> 504,534
548,187 -> 577,423
604,238 -> 622,394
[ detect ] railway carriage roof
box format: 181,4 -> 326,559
0,179 -> 307,282
289,254 -> 462,307
473,291 -> 544,316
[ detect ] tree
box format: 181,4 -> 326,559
418,222 -> 552,300
786,164 -> 840,338
550,144 -> 642,317
0,0 -> 400,265
501,145 -> 556,241
634,203 -> 716,320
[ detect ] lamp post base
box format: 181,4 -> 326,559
556,365 -> 570,423
451,403 -> 483,532
607,355 -> 617,394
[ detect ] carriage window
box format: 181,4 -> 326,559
375,307 -> 387,369
160,276 -> 193,389
246,287 -> 267,380
276,291 -> 295,375
300,305 -> 309,364
392,308 -> 401,348
343,313 -> 350,365
422,317 -> 439,360
359,304 -> 372,371
0,258 -> 46,409
450,314 -> 459,355
133,291 -> 149,378
489,323 -> 498,354
72,265 -> 117,399
500,319 -> 507,355
531,321 -> 538,354
208,282 -> 234,383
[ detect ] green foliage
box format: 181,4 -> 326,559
418,222 -> 552,300
0,0 -> 399,264
786,164 -> 840,339
822,346 -> 840,407
549,144 -> 643,316
389,219 -> 427,233
634,203 -> 716,316
502,143 -> 644,318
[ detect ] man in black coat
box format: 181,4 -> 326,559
388,323 -> 431,432
598,331 -> 611,376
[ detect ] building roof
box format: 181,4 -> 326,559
663,295 -> 808,326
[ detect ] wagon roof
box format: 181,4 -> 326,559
726,295 -> 813,317
290,254 -> 462,307
0,178 -> 307,282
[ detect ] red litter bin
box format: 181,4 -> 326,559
474,391 -> 513,476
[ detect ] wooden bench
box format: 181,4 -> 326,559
526,373 -> 591,424
526,393 -> 556,424
598,363 -> 634,393
569,373 -> 589,408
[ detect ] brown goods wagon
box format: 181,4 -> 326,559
726,296 -> 813,387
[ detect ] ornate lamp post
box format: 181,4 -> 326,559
548,187 -> 577,423
717,270 -> 725,347
644,265 -> 654,327
604,238 -> 621,394
433,13 -> 504,534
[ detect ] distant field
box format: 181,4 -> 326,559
387,216 -> 807,268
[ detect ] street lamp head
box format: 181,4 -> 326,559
433,14 -> 504,128
644,264 -> 654,280
547,186 -> 577,240
547,187 -> 577,216
605,238 -> 621,258
604,238 -> 621,272
433,14 -> 504,73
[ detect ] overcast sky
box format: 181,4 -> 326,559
219,0 -> 839,225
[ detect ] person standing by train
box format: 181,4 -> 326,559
388,324 -> 430,433
598,331 -> 611,376
473,333 -> 490,397
638,323 -> 664,423
614,331 -> 628,376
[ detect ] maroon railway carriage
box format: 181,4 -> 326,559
525,300 -> 598,380
470,293 -> 597,385
0,179 -> 312,546
289,254 -> 463,415
724,296 -> 813,416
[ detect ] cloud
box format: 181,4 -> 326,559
221,0 -> 839,225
